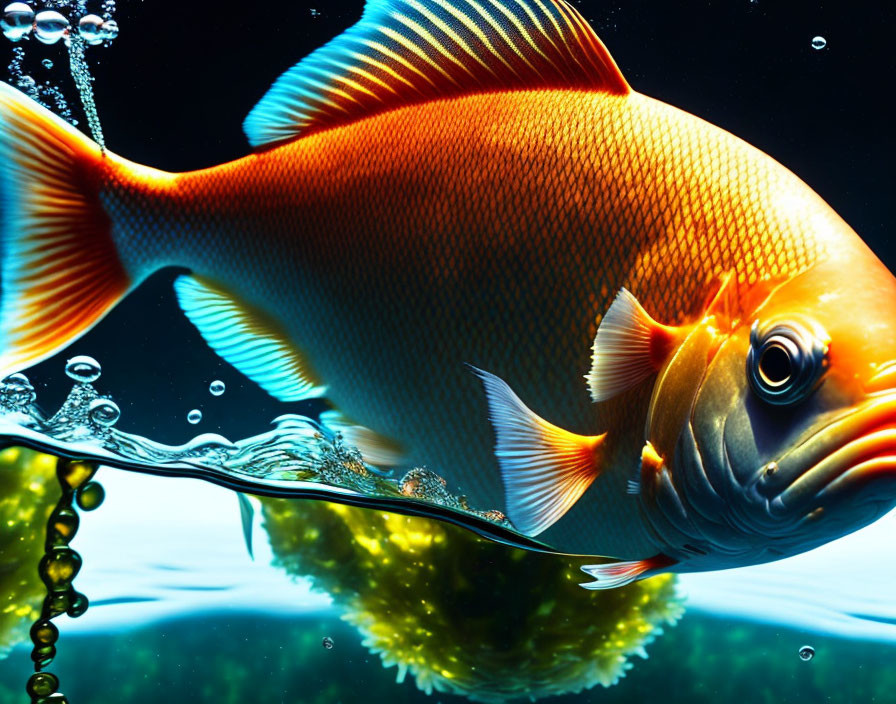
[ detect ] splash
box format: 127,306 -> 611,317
0,359 -> 536,550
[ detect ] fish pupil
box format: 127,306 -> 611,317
759,343 -> 792,387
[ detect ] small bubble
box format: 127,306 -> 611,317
310,8 -> 320,17
30,619 -> 59,646
78,13 -> 104,45
42,58 -> 53,69
66,591 -> 89,618
40,547 -> 82,592
30,644 -> 56,667
209,380 -> 226,396
799,645 -> 815,661
57,459 -> 96,491
811,36 -> 827,50
88,398 -> 120,426
1,2 -> 34,42
65,355 -> 101,384
26,671 -> 59,698
322,636 -> 334,650
33,9 -> 69,45
187,409 -> 203,425
76,481 -> 105,511
50,508 -> 79,543
100,18 -> 118,41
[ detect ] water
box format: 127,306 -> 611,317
0,1 -> 894,702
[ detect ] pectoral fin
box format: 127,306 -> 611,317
579,554 -> 676,590
320,409 -> 404,467
174,275 -> 326,403
473,367 -> 605,537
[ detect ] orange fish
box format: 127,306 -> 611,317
2,0 -> 896,588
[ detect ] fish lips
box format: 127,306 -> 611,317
761,391 -> 896,520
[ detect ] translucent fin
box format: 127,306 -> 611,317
0,82 -> 130,377
237,492 -> 255,561
579,555 -> 675,590
244,0 -> 629,147
320,409 -> 404,466
473,366 -> 605,537
174,275 -> 326,403
587,288 -> 680,403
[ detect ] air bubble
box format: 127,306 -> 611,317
1,2 -> 34,42
88,398 -> 120,426
77,13 -> 104,45
76,481 -> 105,511
42,58 -> 54,69
100,18 -> 118,41
66,590 -> 89,618
322,636 -> 334,649
65,355 -> 101,384
33,9 -> 70,45
811,36 -> 826,50
40,547 -> 82,593
26,671 -> 59,698
798,645 -> 815,661
209,380 -> 226,396
187,409 -> 203,425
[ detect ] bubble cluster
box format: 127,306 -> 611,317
0,372 -> 36,411
1,2 -> 119,45
25,457 -> 101,703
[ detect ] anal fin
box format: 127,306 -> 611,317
473,367 -> 605,537
174,275 -> 326,403
237,492 -> 255,561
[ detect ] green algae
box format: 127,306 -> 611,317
0,448 -> 61,658
262,498 -> 683,702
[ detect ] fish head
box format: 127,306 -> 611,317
642,250 -> 896,570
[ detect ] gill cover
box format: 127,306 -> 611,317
243,0 -> 630,147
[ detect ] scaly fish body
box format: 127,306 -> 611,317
3,0 -> 896,585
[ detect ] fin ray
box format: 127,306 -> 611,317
587,288 -> 680,403
0,83 -> 130,377
174,275 -> 326,403
579,555 -> 675,590
473,367 -> 604,536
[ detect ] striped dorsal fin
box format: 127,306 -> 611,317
243,0 -> 630,148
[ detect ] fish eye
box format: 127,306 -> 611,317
747,321 -> 828,406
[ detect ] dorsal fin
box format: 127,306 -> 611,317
244,0 -> 630,148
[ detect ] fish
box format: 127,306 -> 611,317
2,0 -> 896,589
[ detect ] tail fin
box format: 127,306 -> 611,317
0,83 -> 130,376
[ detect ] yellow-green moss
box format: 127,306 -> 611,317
262,498 -> 683,702
0,447 -> 60,656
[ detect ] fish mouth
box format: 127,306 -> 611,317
766,391 -> 896,516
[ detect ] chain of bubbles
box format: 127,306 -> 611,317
1,2 -> 118,148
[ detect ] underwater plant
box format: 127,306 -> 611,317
0,447 -> 59,656
262,498 -> 683,702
